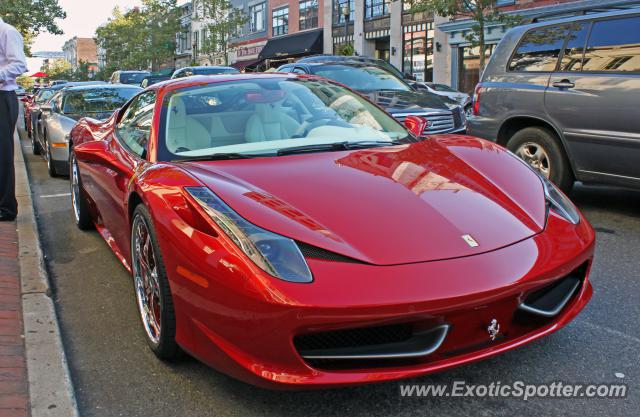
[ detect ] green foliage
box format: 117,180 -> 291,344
338,44 -> 355,56
0,0 -> 66,55
195,0 -> 248,65
96,0 -> 180,72
16,74 -> 34,90
42,58 -> 73,80
407,0 -> 520,72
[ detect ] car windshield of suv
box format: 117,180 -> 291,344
121,73 -> 148,84
62,88 -> 140,115
161,78 -> 412,160
194,67 -> 240,75
308,65 -> 411,92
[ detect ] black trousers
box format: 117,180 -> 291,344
0,91 -> 18,219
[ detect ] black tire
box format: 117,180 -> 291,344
45,136 -> 58,178
31,125 -> 41,155
506,126 -> 573,193
130,205 -> 179,360
70,151 -> 93,230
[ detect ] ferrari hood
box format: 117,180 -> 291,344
183,137 -> 547,265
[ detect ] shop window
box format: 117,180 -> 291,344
365,0 -> 390,19
333,0 -> 355,25
459,44 -> 495,94
272,7 -> 289,36
299,0 -> 319,30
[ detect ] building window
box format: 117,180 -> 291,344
333,0 -> 354,25
272,7 -> 289,36
402,23 -> 434,82
299,0 -> 318,30
250,2 -> 265,33
459,44 -> 496,93
364,0 -> 390,19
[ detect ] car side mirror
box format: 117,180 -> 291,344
404,115 -> 428,137
41,104 -> 53,114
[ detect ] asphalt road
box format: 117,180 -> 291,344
16,115 -> 639,417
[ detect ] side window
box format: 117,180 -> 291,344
116,91 -> 156,157
558,22 -> 591,71
508,25 -> 569,72
582,16 -> 640,72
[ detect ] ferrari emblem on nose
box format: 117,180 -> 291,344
462,234 -> 479,247
487,319 -> 500,341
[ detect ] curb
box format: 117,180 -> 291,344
14,130 -> 80,417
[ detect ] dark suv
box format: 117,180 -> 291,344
468,9 -> 640,191
278,61 -> 467,136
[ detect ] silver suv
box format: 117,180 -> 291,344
468,9 -> 640,191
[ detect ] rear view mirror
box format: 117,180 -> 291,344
404,115 -> 428,137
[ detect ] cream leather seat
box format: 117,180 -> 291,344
166,97 -> 211,152
245,103 -> 301,142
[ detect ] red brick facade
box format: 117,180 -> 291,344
268,0 -> 324,38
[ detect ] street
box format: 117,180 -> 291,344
15,117 -> 639,417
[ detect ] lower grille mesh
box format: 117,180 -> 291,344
294,323 -> 413,352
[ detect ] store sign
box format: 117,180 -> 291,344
238,45 -> 263,57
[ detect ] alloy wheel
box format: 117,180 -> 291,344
132,215 -> 162,345
515,142 -> 551,178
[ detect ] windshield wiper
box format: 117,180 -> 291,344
276,141 -> 402,156
175,152 -> 266,162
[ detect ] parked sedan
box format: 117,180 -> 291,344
416,82 -> 471,112
37,84 -> 141,177
69,73 -> 594,389
277,61 -> 467,135
171,66 -> 239,79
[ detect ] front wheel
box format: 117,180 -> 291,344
507,127 -> 573,193
131,205 -> 179,360
70,151 -> 93,230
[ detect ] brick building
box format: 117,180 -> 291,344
62,37 -> 98,70
257,0 -> 324,68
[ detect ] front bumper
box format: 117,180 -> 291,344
159,209 -> 594,389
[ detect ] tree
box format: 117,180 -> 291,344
16,74 -> 34,91
407,0 -> 520,74
194,0 -> 248,65
95,2 -> 179,71
0,0 -> 66,54
42,59 -> 73,80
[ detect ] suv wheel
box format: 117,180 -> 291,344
507,127 -> 573,192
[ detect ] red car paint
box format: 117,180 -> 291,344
70,74 -> 595,389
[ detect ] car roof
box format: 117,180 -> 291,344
62,84 -> 143,93
149,73 -> 314,93
181,66 -> 235,70
117,70 -> 150,74
510,7 -> 640,34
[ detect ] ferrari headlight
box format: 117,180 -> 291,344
537,173 -> 580,225
185,187 -> 313,283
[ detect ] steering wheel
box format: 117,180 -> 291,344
292,116 -> 349,138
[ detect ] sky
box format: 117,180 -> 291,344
27,0 -> 188,73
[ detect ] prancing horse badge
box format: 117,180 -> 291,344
462,234 -> 479,247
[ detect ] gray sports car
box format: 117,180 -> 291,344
37,84 -> 142,177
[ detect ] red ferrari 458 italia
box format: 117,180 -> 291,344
69,73 -> 594,389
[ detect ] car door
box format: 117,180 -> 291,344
90,91 -> 156,259
546,14 -> 640,185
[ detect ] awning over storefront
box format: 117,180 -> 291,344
258,29 -> 323,61
231,58 -> 263,71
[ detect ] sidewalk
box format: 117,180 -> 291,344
0,221 -> 29,417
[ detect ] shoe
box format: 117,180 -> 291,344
0,213 -> 16,222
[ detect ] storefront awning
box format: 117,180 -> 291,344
231,58 -> 263,71
258,29 -> 323,61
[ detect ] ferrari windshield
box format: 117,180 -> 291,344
161,78 -> 411,161
62,88 -> 140,114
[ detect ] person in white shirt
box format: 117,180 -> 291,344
0,17 -> 28,221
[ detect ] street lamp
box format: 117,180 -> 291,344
341,3 -> 350,53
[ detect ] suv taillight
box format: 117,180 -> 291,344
472,83 -> 482,116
